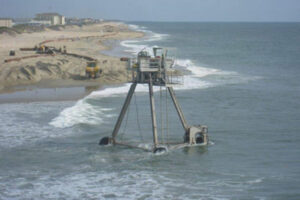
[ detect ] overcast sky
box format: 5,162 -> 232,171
1,0 -> 300,22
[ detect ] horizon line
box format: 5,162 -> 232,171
124,20 -> 300,23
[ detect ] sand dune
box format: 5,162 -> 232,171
0,22 -> 144,93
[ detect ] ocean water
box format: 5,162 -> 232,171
0,22 -> 300,199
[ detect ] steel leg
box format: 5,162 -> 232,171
112,83 -> 137,141
149,74 -> 159,147
167,86 -> 189,132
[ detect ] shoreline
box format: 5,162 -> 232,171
0,22 -> 144,103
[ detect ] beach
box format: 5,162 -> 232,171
0,22 -> 144,100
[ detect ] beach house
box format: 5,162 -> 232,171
34,13 -> 65,25
0,18 -> 13,27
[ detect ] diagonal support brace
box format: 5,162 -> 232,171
167,86 -> 189,132
112,83 -> 137,141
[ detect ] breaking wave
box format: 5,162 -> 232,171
49,99 -> 114,128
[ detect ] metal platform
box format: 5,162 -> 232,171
99,47 -> 208,153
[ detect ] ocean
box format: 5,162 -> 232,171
0,22 -> 300,199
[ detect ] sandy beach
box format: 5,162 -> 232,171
0,22 -> 144,101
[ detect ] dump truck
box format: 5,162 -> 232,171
86,60 -> 102,79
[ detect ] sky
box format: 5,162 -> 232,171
0,0 -> 300,22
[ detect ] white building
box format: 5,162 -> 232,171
0,18 -> 12,27
35,13 -> 65,25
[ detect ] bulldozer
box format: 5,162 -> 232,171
85,60 -> 102,79
36,45 -> 54,54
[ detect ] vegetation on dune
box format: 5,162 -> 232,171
0,24 -> 46,35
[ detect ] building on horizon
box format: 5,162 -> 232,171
0,18 -> 13,27
34,13 -> 65,25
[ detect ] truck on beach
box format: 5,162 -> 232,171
85,60 -> 102,79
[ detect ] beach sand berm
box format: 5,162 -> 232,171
0,22 -> 144,100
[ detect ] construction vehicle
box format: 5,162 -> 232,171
86,60 -> 102,79
36,45 -> 54,54
36,45 -> 46,54
9,50 -> 15,56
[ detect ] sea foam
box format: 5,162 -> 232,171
49,99 -> 114,128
